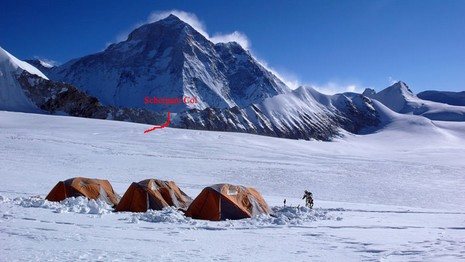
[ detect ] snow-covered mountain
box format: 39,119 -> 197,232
363,81 -> 465,121
49,14 -> 289,112
41,14 -> 387,140
0,46 -> 47,112
418,90 -> 465,107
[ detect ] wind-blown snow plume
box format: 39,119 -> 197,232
311,82 -> 369,95
148,10 -> 250,49
32,56 -> 58,68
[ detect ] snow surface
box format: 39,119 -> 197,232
1,111 -> 465,261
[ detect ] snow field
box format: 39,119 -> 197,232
1,111 -> 465,261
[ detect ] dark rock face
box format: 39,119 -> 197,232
17,71 -> 167,125
330,93 -> 381,134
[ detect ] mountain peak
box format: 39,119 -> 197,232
362,88 -> 376,97
388,81 -> 414,96
363,81 -> 418,113
161,14 -> 183,23
125,13 -> 201,44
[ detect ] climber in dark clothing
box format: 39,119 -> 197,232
302,190 -> 314,208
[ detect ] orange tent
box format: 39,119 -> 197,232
185,184 -> 271,221
115,179 -> 193,212
46,177 -> 120,205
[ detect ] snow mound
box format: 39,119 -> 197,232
0,195 -> 8,203
130,207 -> 195,224
129,206 -> 341,228
251,206 -> 341,226
14,196 -> 113,215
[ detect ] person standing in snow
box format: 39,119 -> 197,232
302,190 -> 313,208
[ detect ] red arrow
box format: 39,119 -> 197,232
144,111 -> 171,134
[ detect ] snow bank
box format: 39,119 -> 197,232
14,196 -> 113,215
248,206 -> 341,226
128,206 -> 341,228
0,195 -> 8,203
5,194 -> 341,226
129,207 -> 195,224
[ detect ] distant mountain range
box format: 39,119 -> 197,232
417,90 -> 465,107
1,14 -> 464,140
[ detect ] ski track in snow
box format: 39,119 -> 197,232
1,111 -> 465,261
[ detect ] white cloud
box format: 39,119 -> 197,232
310,82 -> 369,95
388,76 -> 397,85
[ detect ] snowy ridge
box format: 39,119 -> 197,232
24,59 -> 56,74
174,86 -> 381,140
364,81 -> 465,121
0,47 -> 48,79
0,47 -> 47,112
418,90 -> 465,106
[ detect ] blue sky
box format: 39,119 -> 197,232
1,0 -> 464,93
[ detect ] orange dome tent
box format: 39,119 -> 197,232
185,184 -> 271,221
115,179 -> 193,212
46,177 -> 120,206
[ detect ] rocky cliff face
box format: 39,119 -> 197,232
17,71 -> 167,125
171,87 -> 381,140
